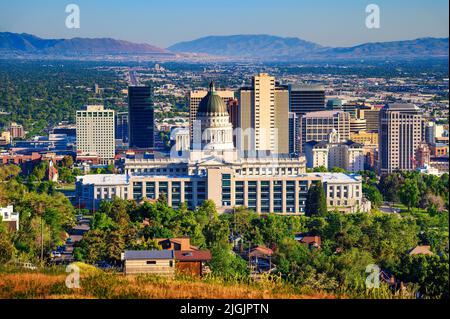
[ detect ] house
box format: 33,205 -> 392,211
295,234 -> 322,249
409,245 -> 434,256
154,237 -> 199,251
0,205 -> 19,231
248,245 -> 273,259
174,250 -> 212,277
122,250 -> 175,277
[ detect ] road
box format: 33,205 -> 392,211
129,69 -> 139,86
379,202 -> 401,214
52,217 -> 90,265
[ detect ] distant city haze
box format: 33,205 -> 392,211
0,0 -> 448,48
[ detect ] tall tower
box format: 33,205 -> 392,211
238,73 -> 289,154
76,105 -> 115,163
128,86 -> 154,149
379,103 -> 423,174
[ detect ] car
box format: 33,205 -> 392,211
66,238 -> 73,244
56,246 -> 66,253
52,251 -> 62,258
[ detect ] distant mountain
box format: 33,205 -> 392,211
168,34 -> 323,59
0,32 -> 171,56
169,35 -> 449,61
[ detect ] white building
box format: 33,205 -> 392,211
0,205 -> 19,231
76,105 -> 115,164
304,131 -> 365,173
170,128 -> 190,152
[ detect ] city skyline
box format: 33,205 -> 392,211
0,0 -> 448,48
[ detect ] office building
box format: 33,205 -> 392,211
362,109 -> 380,132
238,73 -> 289,154
115,112 -> 129,143
77,82 -> 370,215
289,112 -> 300,155
379,103 -> 423,174
304,130 -> 365,173
189,88 -> 234,142
350,118 -> 367,133
227,98 -> 239,146
301,110 -> 351,153
128,86 -> 154,149
76,105 -> 115,163
289,85 -> 326,118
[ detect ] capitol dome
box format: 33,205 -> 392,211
197,82 -> 228,115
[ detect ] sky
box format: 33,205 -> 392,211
0,0 -> 448,48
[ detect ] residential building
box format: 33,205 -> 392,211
128,86 -> 154,149
0,205 -> 19,231
301,110 -> 350,153
76,105 -> 115,164
379,103 -> 423,174
122,250 -> 175,277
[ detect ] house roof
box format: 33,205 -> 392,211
175,250 -> 212,262
124,250 -> 174,260
297,236 -> 322,246
409,245 -> 434,256
249,246 -> 273,257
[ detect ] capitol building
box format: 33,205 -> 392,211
77,83 -> 370,214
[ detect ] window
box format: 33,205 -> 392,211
146,261 -> 156,265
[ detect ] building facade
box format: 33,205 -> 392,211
301,110 -> 351,153
76,105 -> 115,163
238,73 -> 289,154
128,86 -> 154,149
379,103 -> 423,174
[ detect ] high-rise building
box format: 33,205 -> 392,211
128,86 -> 154,149
9,122 -> 25,139
115,112 -> 129,143
362,109 -> 380,132
300,110 -> 351,153
289,85 -> 326,118
189,88 -> 234,142
289,112 -> 299,155
227,98 -> 239,146
238,73 -> 289,154
76,105 -> 115,163
350,118 -> 367,133
379,103 -> 423,174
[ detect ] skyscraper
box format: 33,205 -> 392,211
76,105 -> 115,163
128,86 -> 154,149
238,73 -> 289,154
379,103 -> 423,174
289,85 -> 326,118
301,110 -> 350,153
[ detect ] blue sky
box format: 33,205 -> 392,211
0,0 -> 448,48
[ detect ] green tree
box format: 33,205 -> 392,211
399,179 -> 420,212
305,181 -> 328,217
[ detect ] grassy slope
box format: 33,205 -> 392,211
0,270 -> 337,299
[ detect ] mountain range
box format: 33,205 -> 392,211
0,32 -> 170,56
168,34 -> 449,60
0,32 -> 448,60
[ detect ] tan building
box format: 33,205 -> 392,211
350,131 -> 379,147
238,73 -> 289,154
301,110 -> 350,153
359,109 -> 380,132
76,105 -> 115,163
379,103 -> 423,174
122,250 -> 175,277
9,122 -> 25,139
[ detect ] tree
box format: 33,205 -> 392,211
399,179 -> 420,212
61,155 -> 74,168
305,181 -> 328,217
379,173 -> 402,202
0,224 -> 14,264
362,184 -> 383,208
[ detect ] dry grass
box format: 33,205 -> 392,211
0,271 -> 337,299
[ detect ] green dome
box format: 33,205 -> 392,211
197,82 -> 228,115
